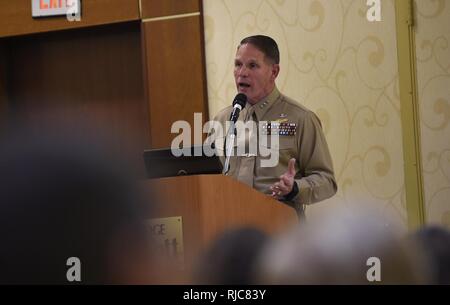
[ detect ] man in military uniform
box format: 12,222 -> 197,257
210,35 -> 337,216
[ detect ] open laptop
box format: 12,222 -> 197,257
143,145 -> 223,179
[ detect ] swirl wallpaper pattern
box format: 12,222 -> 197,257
415,0 -> 450,227
203,0 -> 448,230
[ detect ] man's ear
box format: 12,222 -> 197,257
271,64 -> 280,80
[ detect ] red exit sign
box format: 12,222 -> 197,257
32,0 -> 81,18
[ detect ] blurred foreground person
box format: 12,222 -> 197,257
0,124 -> 156,284
256,207 -> 428,284
192,227 -> 270,285
409,226 -> 450,285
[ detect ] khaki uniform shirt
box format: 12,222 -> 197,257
210,87 -> 337,212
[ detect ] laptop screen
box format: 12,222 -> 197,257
143,146 -> 223,179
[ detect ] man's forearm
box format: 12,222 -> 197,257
293,173 -> 337,206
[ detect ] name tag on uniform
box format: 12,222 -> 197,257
261,122 -> 297,136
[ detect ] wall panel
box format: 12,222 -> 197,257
414,0 -> 450,227
141,0 -> 200,19
142,15 -> 208,148
8,22 -> 149,171
0,0 -> 140,38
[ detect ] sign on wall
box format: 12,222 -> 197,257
31,0 -> 81,18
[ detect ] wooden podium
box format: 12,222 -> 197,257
141,174 -> 298,283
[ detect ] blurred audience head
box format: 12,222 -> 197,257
192,226 -> 270,285
256,206 -> 428,285
408,225 -> 450,285
0,122 -> 154,284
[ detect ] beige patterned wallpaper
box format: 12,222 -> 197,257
415,0 -> 450,227
203,0 -> 408,231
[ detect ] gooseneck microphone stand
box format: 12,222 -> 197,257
223,121 -> 237,175
222,93 -> 247,175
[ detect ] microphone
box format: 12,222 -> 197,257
229,93 -> 247,123
223,94 -> 247,175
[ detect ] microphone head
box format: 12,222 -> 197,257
233,93 -> 247,108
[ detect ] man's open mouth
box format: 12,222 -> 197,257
238,82 -> 251,89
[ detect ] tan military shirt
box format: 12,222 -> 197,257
210,87 -> 337,212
